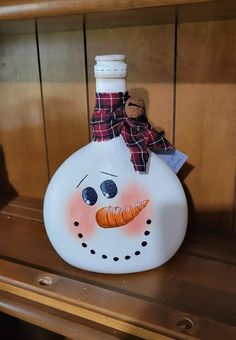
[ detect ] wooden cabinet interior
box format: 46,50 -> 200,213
0,3 -> 235,232
0,1 -> 235,339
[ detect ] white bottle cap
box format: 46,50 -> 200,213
94,54 -> 128,79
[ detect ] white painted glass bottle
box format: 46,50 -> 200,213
43,54 -> 188,274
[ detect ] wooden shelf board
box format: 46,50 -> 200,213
1,257 -> 236,340
0,1 -> 215,21
182,229 -> 236,265
0,259 -> 175,340
0,196 -> 236,339
0,2 -> 235,37
0,291 -> 130,340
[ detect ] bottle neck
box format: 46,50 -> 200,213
95,78 -> 126,93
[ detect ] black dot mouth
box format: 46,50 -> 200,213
74,219 -> 152,262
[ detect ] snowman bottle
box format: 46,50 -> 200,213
43,54 -> 188,274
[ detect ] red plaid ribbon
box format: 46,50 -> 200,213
91,92 -> 174,172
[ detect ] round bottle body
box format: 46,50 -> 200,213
44,136 -> 187,274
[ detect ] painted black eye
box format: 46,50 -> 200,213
100,180 -> 118,199
82,187 -> 98,206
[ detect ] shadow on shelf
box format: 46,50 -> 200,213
0,145 -> 17,210
0,312 -> 63,340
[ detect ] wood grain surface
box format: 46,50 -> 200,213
37,22 -> 89,176
0,0 -> 214,21
0,213 -> 235,337
0,29 -> 49,198
86,24 -> 175,142
85,6 -> 175,29
0,261 -> 173,340
0,4 -> 236,340
1,255 -> 236,340
178,0 -> 236,23
175,20 -> 236,232
0,291 -> 132,340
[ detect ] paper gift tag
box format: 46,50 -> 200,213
157,149 -> 188,174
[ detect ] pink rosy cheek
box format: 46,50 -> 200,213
118,182 -> 151,236
66,191 -> 97,240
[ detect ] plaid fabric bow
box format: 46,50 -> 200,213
91,92 -> 174,172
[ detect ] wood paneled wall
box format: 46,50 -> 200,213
0,23 -> 49,197
37,29 -> 89,176
0,13 -> 235,232
176,20 -> 236,232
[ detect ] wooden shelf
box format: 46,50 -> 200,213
0,196 -> 236,339
0,291 -> 133,339
0,0 -> 215,21
0,0 -> 236,337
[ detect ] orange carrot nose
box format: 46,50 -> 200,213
96,199 -> 149,228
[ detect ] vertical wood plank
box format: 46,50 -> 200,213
86,24 -> 175,142
176,20 -> 236,231
37,20 -> 89,176
0,26 -> 49,198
